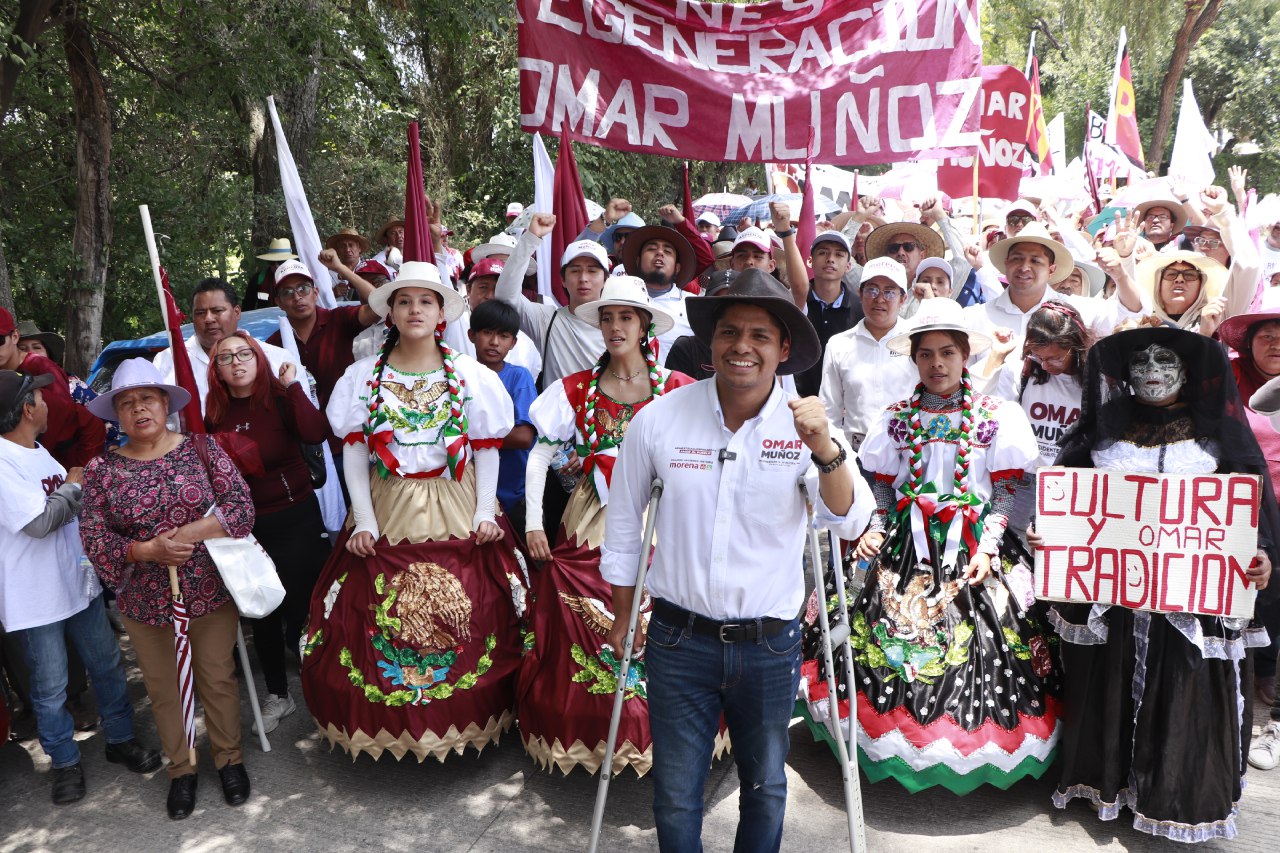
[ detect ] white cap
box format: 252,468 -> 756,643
913,257 -> 952,283
860,257 -> 908,292
273,259 -> 313,286
810,231 -> 851,255
695,211 -> 721,228
560,239 -> 610,271
1004,199 -> 1039,219
506,202 -> 524,219
732,227 -> 773,254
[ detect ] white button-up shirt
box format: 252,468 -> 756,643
601,378 -> 874,620
963,286 -> 1142,342
820,317 -> 917,445
648,285 -> 694,368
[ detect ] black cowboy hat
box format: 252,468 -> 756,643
686,268 -> 821,375
620,225 -> 698,286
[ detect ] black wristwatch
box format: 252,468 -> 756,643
813,444 -> 847,474
775,227 -> 796,239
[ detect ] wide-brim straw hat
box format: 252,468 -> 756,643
1219,309 -> 1280,355
620,225 -> 698,286
686,268 -> 820,375
885,297 -> 991,357
1135,198 -> 1189,236
572,275 -> 676,335
1073,259 -> 1107,297
86,357 -> 192,421
16,320 -> 65,365
255,237 -> 297,262
325,227 -> 370,254
1136,250 -> 1228,312
376,217 -> 405,245
367,261 -> 466,322
864,222 -> 945,261
987,222 -> 1074,284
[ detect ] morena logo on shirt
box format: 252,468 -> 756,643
760,438 -> 804,461
41,474 -> 65,496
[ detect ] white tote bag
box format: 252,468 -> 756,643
202,511 -> 285,619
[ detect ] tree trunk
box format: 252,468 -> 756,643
1148,0 -> 1223,168
61,7 -> 111,377
0,223 -> 13,315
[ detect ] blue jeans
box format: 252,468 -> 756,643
646,605 -> 803,853
14,595 -> 135,768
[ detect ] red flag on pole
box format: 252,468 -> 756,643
796,160 -> 816,262
403,122 -> 436,265
1105,27 -> 1145,170
551,122 -> 590,306
1026,57 -> 1053,174
159,268 -> 206,435
681,162 -> 695,223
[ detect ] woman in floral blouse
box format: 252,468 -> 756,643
79,358 -> 254,820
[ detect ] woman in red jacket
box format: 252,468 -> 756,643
205,331 -> 330,734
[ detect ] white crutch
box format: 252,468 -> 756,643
235,624 -> 271,752
801,480 -> 865,853
588,477 -> 663,853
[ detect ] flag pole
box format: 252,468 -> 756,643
139,205 -> 169,333
971,149 -> 980,238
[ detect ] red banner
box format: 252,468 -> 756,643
517,0 -> 982,165
936,65 -> 1031,202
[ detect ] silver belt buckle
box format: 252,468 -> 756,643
718,622 -> 739,642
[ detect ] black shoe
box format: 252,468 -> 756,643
105,739 -> 162,773
52,763 -> 86,805
218,763 -> 250,806
167,774 -> 198,820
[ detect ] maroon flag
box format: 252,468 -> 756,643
796,160 -> 816,260
552,123 -> 590,306
159,267 -> 206,434
403,122 -> 436,265
681,162 -> 695,224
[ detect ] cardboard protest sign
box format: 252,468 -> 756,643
936,65 -> 1030,202
517,0 -> 982,165
1034,467 -> 1261,620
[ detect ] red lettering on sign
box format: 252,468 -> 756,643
1227,476 -> 1260,527
1158,553 -> 1184,612
1119,549 -> 1149,609
1158,479 -> 1186,525
1190,477 -> 1222,526
1125,474 -> 1157,520
1069,470 -> 1096,516
1039,470 -> 1066,516
1066,547 -> 1093,601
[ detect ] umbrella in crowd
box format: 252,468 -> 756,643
723,193 -> 841,228
692,192 -> 752,219
168,566 -> 198,768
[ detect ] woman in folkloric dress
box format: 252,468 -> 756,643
801,299 -> 1061,795
300,261 -> 525,762
516,276 -> 698,776
1035,324 -> 1278,842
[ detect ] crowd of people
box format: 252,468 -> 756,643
2,166 -> 1280,848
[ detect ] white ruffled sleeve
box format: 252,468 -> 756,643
528,379 -> 577,446
456,354 -> 514,449
326,356 -> 377,444
985,398 -> 1039,475
858,404 -> 904,478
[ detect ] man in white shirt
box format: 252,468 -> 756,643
152,278 -> 297,413
820,257 -> 917,449
965,222 -> 1145,344
602,268 -> 873,852
619,224 -> 697,364
495,214 -> 610,388
0,370 -> 160,804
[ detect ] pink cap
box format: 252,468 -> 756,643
469,257 -> 505,281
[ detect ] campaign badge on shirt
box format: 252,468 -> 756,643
668,445 -> 715,472
758,437 -> 805,469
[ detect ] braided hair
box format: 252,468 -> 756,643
582,314 -> 667,457
365,321 -> 399,436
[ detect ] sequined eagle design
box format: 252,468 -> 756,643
389,561 -> 472,653
559,591 -> 650,636
876,570 -> 961,641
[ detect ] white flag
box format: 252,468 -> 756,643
267,96 -> 336,309
1047,113 -> 1066,178
1168,78 -> 1217,187
532,132 -> 555,303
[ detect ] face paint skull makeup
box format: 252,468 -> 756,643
1128,343 -> 1186,404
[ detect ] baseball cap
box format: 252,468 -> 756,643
810,231 -> 852,255
273,259 -> 313,287
1005,199 -> 1038,220
560,240 -> 610,271
0,369 -> 54,415
696,211 -> 721,228
732,227 -> 773,255
0,307 -> 14,336
859,257 -> 909,292
468,257 -> 505,282
914,257 -> 952,283
506,202 -> 524,219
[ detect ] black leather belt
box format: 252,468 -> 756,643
652,599 -> 791,643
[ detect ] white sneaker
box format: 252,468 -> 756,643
1249,721 -> 1280,770
252,693 -> 297,735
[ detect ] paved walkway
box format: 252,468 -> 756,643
2,645 -> 1277,852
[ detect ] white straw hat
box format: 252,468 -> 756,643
572,275 -> 675,335
885,297 -> 991,356
367,261 -> 466,322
